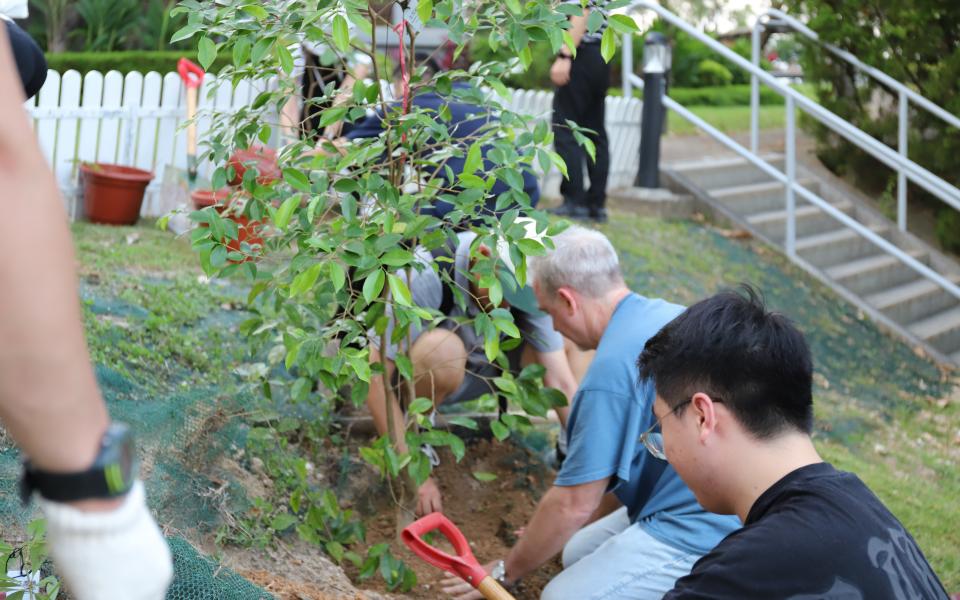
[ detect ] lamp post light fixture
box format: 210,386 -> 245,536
635,31 -> 673,189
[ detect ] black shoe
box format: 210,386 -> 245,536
548,202 -> 591,219
589,207 -> 608,223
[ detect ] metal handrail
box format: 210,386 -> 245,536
758,9 -> 960,132
752,8 -> 960,231
621,0 -> 960,304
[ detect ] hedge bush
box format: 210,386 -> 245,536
45,51 -> 230,75
668,84 -> 785,106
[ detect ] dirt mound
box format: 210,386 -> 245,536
341,437 -> 562,599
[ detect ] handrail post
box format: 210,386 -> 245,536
750,19 -> 762,154
623,32 -> 634,98
785,95 -> 796,258
898,90 -> 908,231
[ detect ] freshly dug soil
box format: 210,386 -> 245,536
343,437 -> 562,599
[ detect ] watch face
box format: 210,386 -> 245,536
100,423 -> 136,494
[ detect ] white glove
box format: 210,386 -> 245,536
0,0 -> 27,18
38,481 -> 173,600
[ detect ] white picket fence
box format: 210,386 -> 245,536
25,70 -> 642,218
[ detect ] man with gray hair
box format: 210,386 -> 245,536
444,225 -> 737,599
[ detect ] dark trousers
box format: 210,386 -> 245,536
552,43 -> 610,211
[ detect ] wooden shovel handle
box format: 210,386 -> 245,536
476,576 -> 515,600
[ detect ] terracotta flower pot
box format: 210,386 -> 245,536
190,188 -> 264,262
227,146 -> 280,186
80,163 -> 153,226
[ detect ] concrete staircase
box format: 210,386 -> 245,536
663,154 -> 960,367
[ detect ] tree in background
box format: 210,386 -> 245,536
782,0 -> 960,252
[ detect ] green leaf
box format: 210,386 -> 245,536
274,195 -> 299,230
241,3 -> 268,19
549,150 -> 568,178
211,245 -> 228,268
271,513 -> 298,531
326,540 -> 345,562
490,419 -> 510,441
519,45 -> 533,70
387,273 -> 413,306
447,416 -> 478,430
329,262 -> 346,291
494,318 -> 521,338
608,14 -> 639,34
363,270 -> 385,304
251,37 -> 273,63
484,332 -> 499,362
170,23 -> 203,44
505,0 -> 521,14
472,471 -> 498,482
408,397 -> 433,415
333,14 -> 350,53
463,142 -> 482,176
493,377 -> 517,394
487,278 -> 502,308
318,107 -> 348,127
277,43 -> 294,75
417,0 -> 433,23
380,249 -> 412,267
561,31 -> 577,57
587,9 -> 604,32
283,168 -> 310,192
600,27 -> 616,63
290,263 -> 323,296
198,37 -> 217,71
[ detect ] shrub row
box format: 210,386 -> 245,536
45,51 -> 230,76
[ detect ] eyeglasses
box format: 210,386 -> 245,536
638,400 -> 690,460
639,397 -> 723,460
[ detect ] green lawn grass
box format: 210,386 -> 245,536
666,104 -> 786,136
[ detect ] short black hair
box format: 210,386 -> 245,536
637,285 -> 813,438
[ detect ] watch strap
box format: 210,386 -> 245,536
21,464 -> 130,503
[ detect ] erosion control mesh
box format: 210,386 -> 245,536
0,269 -> 272,598
167,536 -> 272,599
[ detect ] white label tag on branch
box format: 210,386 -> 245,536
403,0 -> 426,34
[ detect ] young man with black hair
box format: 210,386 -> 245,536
638,286 -> 948,599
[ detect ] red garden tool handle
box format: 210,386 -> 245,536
177,58 -> 205,89
402,512 -> 514,599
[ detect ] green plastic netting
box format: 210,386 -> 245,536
0,270 -> 273,598
166,536 -> 272,599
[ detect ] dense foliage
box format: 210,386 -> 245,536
782,0 -> 960,251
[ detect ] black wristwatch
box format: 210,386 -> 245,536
20,422 -> 138,504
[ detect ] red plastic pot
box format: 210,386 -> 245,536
80,163 -> 153,225
190,188 -> 264,262
227,146 -> 280,186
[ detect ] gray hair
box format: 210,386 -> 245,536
529,225 -> 623,298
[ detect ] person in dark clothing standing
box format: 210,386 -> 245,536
637,286 -> 949,600
549,0 -> 610,223
344,59 -> 541,223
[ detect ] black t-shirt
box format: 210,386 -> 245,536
665,462 -> 948,599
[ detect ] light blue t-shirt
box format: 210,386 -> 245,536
555,293 -> 739,556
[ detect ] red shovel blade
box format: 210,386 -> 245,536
177,57 -> 205,89
401,512 -> 488,588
